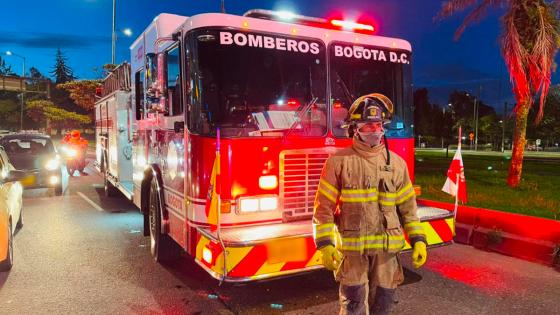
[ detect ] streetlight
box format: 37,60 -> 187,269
465,90 -> 481,151
122,28 -> 133,37
112,0 -> 117,64
111,0 -> 133,64
5,50 -> 26,130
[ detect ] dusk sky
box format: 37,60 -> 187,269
2,0 -> 543,110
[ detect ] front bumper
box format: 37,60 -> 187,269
19,170 -> 61,189
194,211 -> 455,282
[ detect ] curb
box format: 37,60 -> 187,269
418,199 -> 560,268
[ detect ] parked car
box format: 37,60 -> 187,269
0,147 -> 24,271
0,133 -> 63,195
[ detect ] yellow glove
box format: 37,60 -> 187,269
319,245 -> 343,271
412,242 -> 427,269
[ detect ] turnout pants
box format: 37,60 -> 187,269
335,252 -> 404,315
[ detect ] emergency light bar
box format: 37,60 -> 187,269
243,9 -> 376,33
330,19 -> 375,32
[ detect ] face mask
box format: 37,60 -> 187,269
358,131 -> 384,147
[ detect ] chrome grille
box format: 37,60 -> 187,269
280,148 -> 337,221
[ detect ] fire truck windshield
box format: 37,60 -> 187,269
329,42 -> 414,138
186,29 -> 327,138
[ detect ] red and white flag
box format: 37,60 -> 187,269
442,147 -> 467,204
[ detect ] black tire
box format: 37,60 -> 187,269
54,183 -> 63,196
148,179 -> 181,262
104,172 -> 119,198
0,220 -> 13,271
16,207 -> 23,229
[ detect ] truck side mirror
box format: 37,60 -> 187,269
145,52 -> 168,114
2,170 -> 26,183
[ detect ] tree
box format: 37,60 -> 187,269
50,48 -> 75,84
57,80 -> 101,112
0,99 -> 19,130
26,100 -> 91,131
0,56 -> 14,76
437,0 -> 560,187
29,67 -> 47,80
528,84 -> 560,146
414,88 -> 437,141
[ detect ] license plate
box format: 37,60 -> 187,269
21,174 -> 36,186
266,238 -> 307,264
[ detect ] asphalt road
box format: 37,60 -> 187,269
0,161 -> 559,315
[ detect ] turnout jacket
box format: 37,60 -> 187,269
312,137 -> 426,256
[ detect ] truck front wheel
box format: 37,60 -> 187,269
148,179 -> 181,262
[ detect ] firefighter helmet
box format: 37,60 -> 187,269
343,93 -> 394,127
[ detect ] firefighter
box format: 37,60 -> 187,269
67,130 -> 88,169
68,130 -> 88,150
313,93 -> 428,315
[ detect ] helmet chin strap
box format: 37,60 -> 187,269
383,134 -> 391,169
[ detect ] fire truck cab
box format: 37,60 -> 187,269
96,10 -> 454,282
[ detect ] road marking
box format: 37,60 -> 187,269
77,192 -> 104,212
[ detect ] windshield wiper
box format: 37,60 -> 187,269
335,71 -> 354,105
283,96 -> 319,139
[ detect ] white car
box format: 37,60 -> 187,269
0,147 -> 24,271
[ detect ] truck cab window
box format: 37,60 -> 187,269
135,70 -> 145,120
167,46 -> 182,116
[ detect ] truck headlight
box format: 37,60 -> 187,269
238,196 -> 278,213
259,175 -> 278,190
45,158 -> 60,170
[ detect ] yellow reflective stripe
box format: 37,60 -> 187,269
315,231 -> 334,239
340,234 -> 405,251
396,190 -> 415,204
340,196 -> 378,202
318,188 -> 337,203
319,179 -> 339,195
378,191 -> 397,198
404,222 -> 423,229
314,223 -> 335,231
404,222 -> 425,236
379,200 -> 396,206
396,182 -> 413,197
341,187 -> 377,194
342,235 -> 385,242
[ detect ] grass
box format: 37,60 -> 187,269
414,150 -> 560,220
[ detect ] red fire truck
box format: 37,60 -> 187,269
95,10 -> 455,282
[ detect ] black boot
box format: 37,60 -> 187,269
370,286 -> 395,315
339,284 -> 366,315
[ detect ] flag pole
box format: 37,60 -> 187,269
453,127 -> 461,226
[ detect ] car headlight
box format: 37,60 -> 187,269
62,147 -> 77,157
45,158 -> 60,170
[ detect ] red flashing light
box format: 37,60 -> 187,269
333,101 -> 343,109
330,19 -> 375,32
287,99 -> 299,106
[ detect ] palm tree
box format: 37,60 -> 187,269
436,0 -> 560,187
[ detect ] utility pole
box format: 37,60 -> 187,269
20,57 -> 25,130
112,0 -> 117,64
474,85 -> 481,151
501,102 -> 507,152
